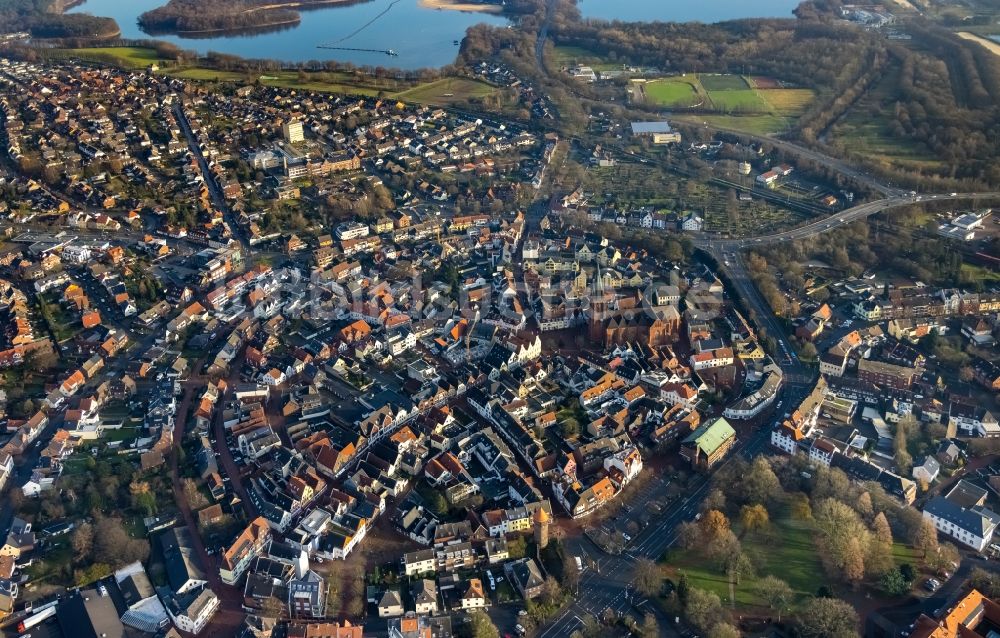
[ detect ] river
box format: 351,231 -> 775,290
69,0 -> 802,69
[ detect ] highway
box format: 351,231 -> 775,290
693,191 -> 1000,252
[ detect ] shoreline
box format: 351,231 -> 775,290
956,31 -> 1000,58
418,0 -> 503,14
137,0 -> 372,38
165,18 -> 301,36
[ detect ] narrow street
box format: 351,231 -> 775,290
168,376 -> 248,637
211,353 -> 257,520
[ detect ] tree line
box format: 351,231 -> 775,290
137,0 -> 369,35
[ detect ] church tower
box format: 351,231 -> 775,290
533,506 -> 550,549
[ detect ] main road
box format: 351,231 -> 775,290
172,101 -> 249,250
693,191 -> 1000,252
536,420 -> 779,638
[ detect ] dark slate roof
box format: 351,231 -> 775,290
924,495 -> 998,538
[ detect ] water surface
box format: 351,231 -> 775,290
69,0 -> 803,68
70,0 -> 508,69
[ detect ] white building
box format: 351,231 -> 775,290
922,495 -> 999,552
336,221 -> 370,241
164,588 -> 220,635
282,120 -> 305,144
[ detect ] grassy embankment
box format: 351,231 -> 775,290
50,46 -> 498,104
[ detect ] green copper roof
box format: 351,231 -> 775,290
682,417 -> 735,456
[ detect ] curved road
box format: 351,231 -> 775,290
693,191 -> 1000,251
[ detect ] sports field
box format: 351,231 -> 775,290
640,77 -> 702,107
639,74 -> 812,116
700,74 -> 750,91
710,89 -> 768,112
640,73 -> 816,135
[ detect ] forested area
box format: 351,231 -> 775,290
459,0 -> 1000,187
0,0 -> 118,39
828,24 -> 1000,185
547,19 -> 879,92
137,0 -> 382,35
137,0 -> 314,34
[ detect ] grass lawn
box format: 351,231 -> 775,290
664,507 -> 924,613
55,46 -> 166,68
681,114 -> 798,136
391,77 -> 496,104
50,47 -> 454,98
892,542 -> 922,566
666,515 -> 826,609
707,89 -> 769,113
551,45 -> 620,71
642,77 -> 703,107
700,74 -> 750,91
961,263 -> 1000,283
762,88 -> 816,115
168,68 -> 256,82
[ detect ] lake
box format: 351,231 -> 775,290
70,0 -> 509,69
577,0 -> 801,23
70,0 -> 802,69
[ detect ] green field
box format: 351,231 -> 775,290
665,510 -> 920,611
641,77 -> 702,107
961,263 -> 1000,284
692,114 -> 798,136
51,47 -> 499,101
833,119 -> 943,171
50,46 -> 167,68
830,59 -> 941,170
764,89 -> 816,115
391,77 -> 497,104
700,74 -> 750,91
671,85 -> 815,135
640,74 -> 814,119
666,515 -> 826,608
552,45 -> 620,72
709,89 -> 768,112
